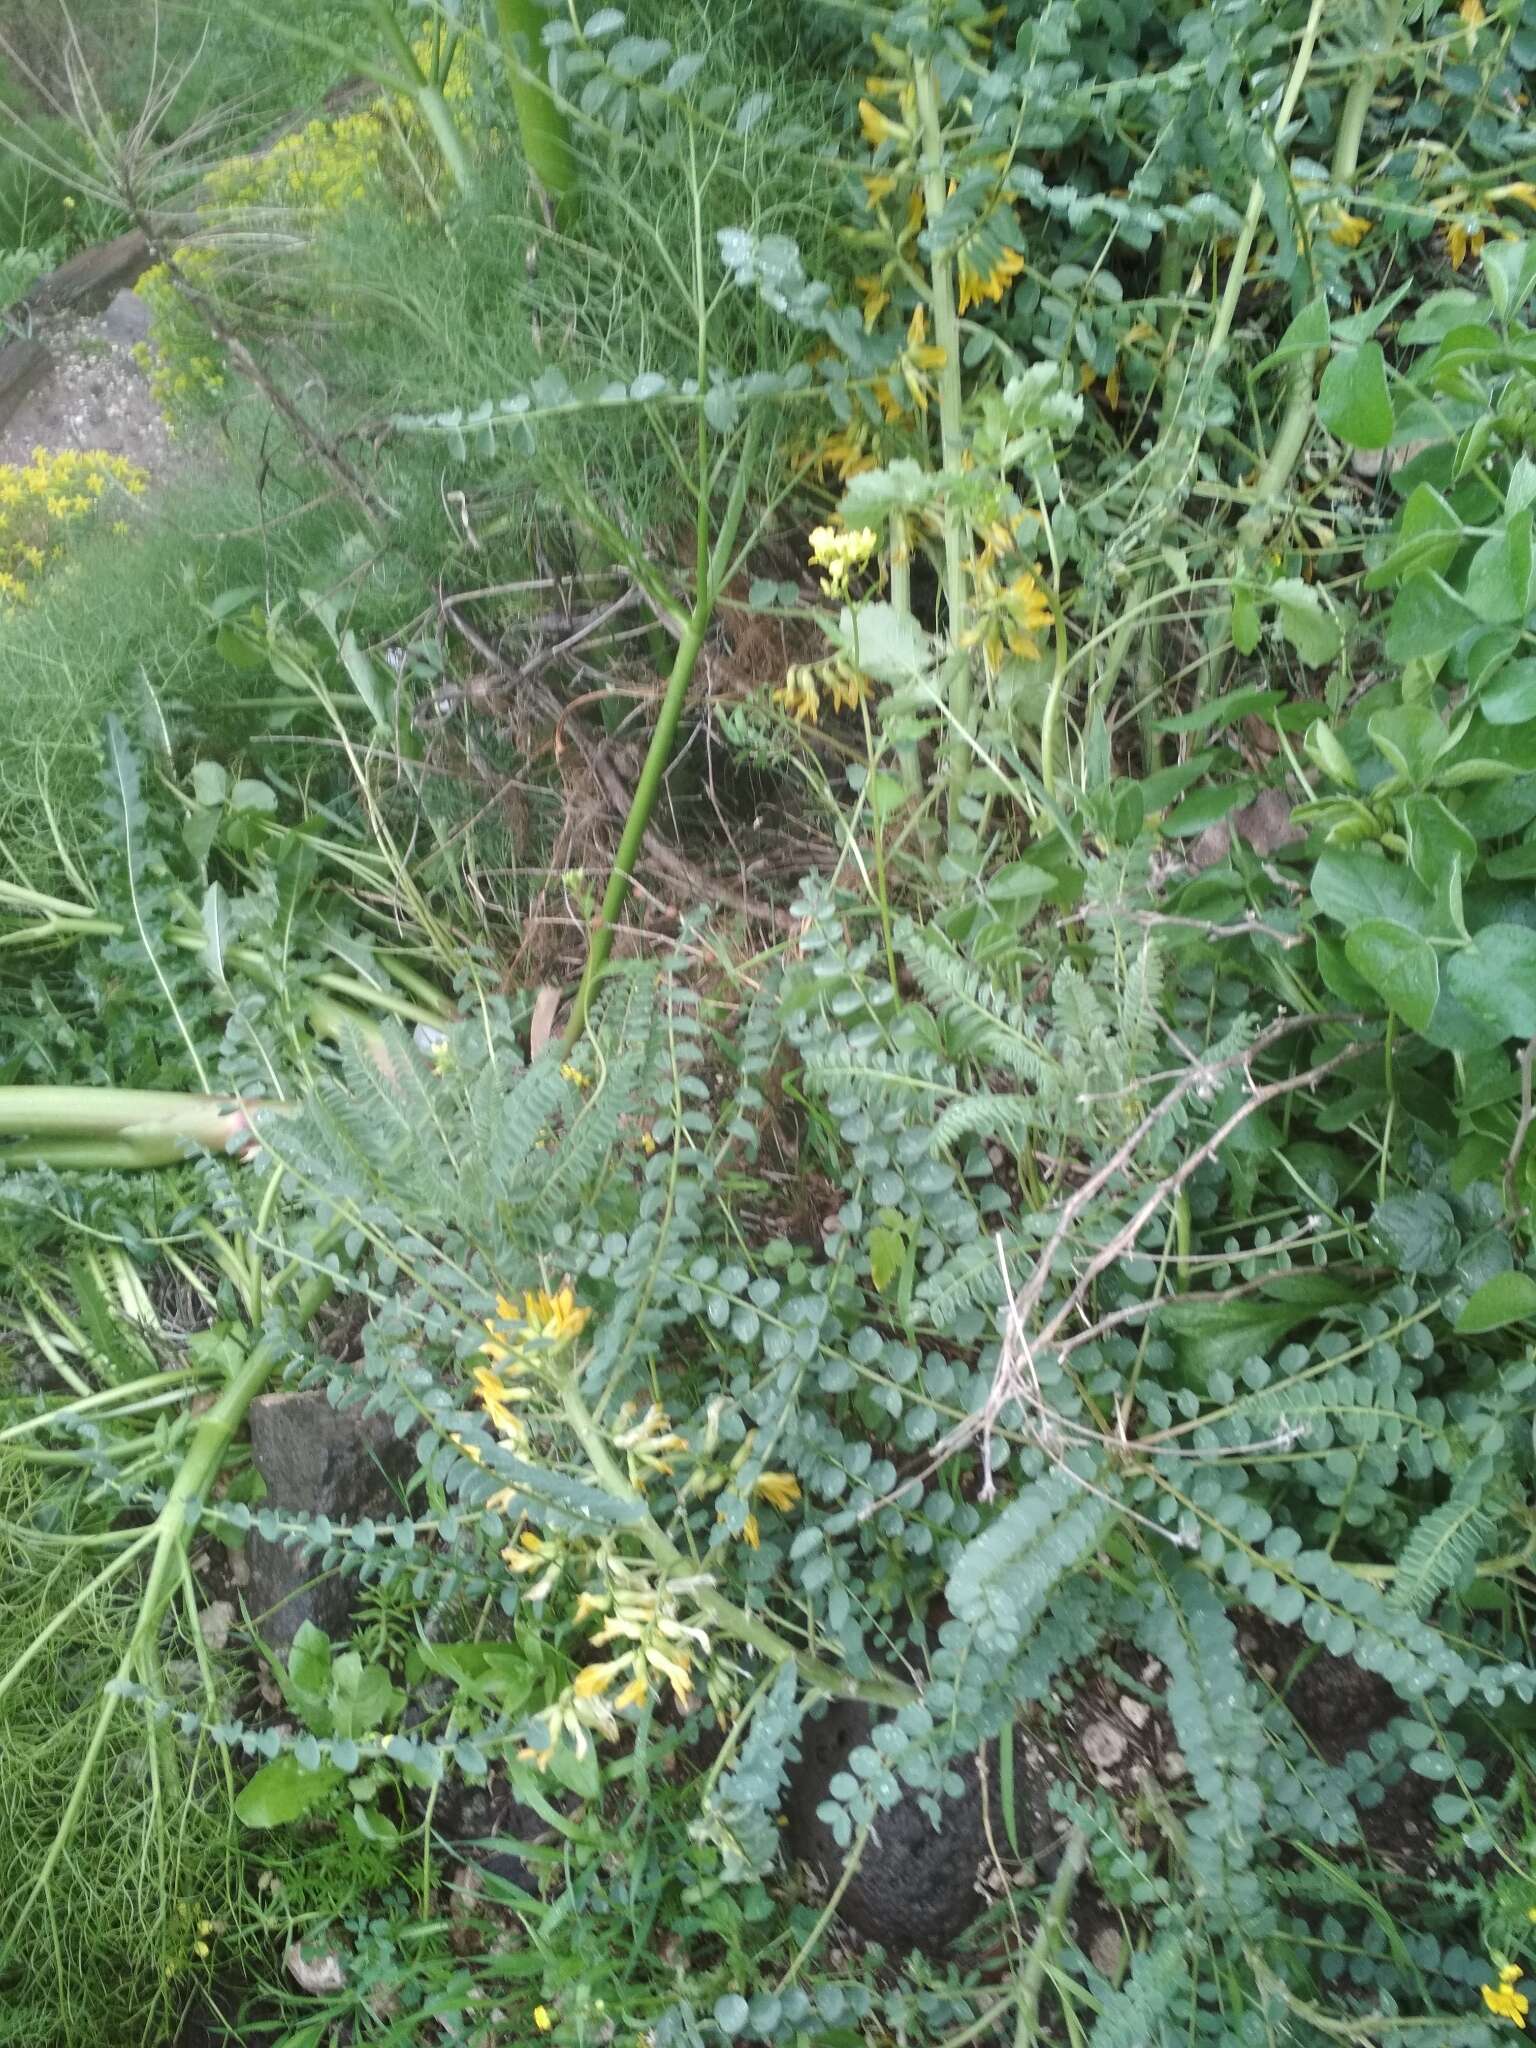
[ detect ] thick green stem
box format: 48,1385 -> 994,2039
0,1264 -> 338,1953
0,1087 -> 250,1146
496,0 -> 575,203
362,0 -> 476,197
914,61 -> 973,845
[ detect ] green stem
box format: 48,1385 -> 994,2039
363,0 -> 476,197
495,0 -> 575,203
0,1260 -> 338,1954
1237,0 -> 1402,558
1013,1828 -> 1089,2046
914,60 -> 972,846
565,422 -> 762,1045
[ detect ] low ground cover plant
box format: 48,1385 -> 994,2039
3,2 -> 1536,2045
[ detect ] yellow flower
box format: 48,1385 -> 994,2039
614,1671 -> 649,1711
559,1062 -> 590,1089
859,97 -> 909,149
957,224 -> 1027,315
855,272 -> 892,330
472,1364 -> 528,1439
862,171 -> 899,206
754,1471 -> 802,1513
1483,1963 -> 1530,2029
1493,181 -> 1536,212
1448,216 -> 1485,270
740,1511 -> 761,1549
899,302 -> 947,413
572,1658 -> 629,1699
1461,0 -> 1486,28
774,667 -> 821,724
535,2006 -> 554,2031
1328,206 -> 1372,249
808,522 -> 879,595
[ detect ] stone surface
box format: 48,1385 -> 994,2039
100,286 -> 153,345
244,1389 -> 414,1650
0,339 -> 51,433
784,1700 -> 1061,1953
24,229 -> 151,315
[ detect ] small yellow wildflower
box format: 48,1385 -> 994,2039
1461,0 -> 1486,29
957,224 -> 1026,315
859,97 -> 910,149
1482,1963 -> 1529,2028
572,1658 -> 630,1699
559,1062 -> 590,1089
1328,206 -> 1372,249
899,302 -> 948,413
754,1471 -> 802,1513
807,523 -> 879,596
862,171 -> 899,205
472,1364 -> 529,1439
855,273 -> 892,330
1448,215 -> 1486,270
740,1511 -> 762,1550
534,2005 -> 554,2032
484,1284 -> 591,1350
614,1671 -> 649,1711
775,667 -> 821,724
1493,181 -> 1536,212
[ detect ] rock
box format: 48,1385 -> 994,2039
1188,785 -> 1304,873
100,288 -> 152,345
1119,1694 -> 1150,1730
0,339 -> 52,434
284,1940 -> 346,1994
783,1700 -> 1061,1953
1089,1926 -> 1125,1977
244,1390 -> 414,1650
24,229 -> 151,316
1080,1719 -> 1128,1773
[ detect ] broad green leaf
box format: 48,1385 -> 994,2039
235,1753 -> 344,1828
1318,343 -> 1393,450
1155,685 -> 1281,735
1363,484 -> 1463,592
201,882 -> 233,988
1370,1193 -> 1460,1276
286,1621 -> 333,1727
1464,508 -> 1534,625
1272,578 -> 1341,666
1480,658 -> 1536,725
1400,288 -> 1483,345
1483,237 -> 1536,323
1455,1270 -> 1536,1333
1446,923 -> 1536,1039
1310,846 -> 1434,932
1402,794 -> 1476,893
1343,920 -> 1439,1031
1257,295 -> 1328,372
1385,574 -> 1473,665
1231,587 -> 1261,655
231,779 -> 278,815
869,1225 -> 905,1294
1368,705 -> 1453,786
338,631 -> 389,730
830,602 -> 933,686
191,760 -> 229,807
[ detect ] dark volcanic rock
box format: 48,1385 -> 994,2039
784,1700 -> 1060,1952
244,1390 -> 414,1650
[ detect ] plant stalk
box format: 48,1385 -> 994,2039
496,0 -> 575,204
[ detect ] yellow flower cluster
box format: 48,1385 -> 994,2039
518,1560 -> 711,1767
964,560 -> 1055,676
737,1469 -> 801,1550
1482,1962 -> 1530,2028
134,252 -> 228,419
206,110 -> 394,217
481,1284 -> 591,1361
0,447 -> 147,603
808,522 -> 878,595
774,658 -> 872,726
